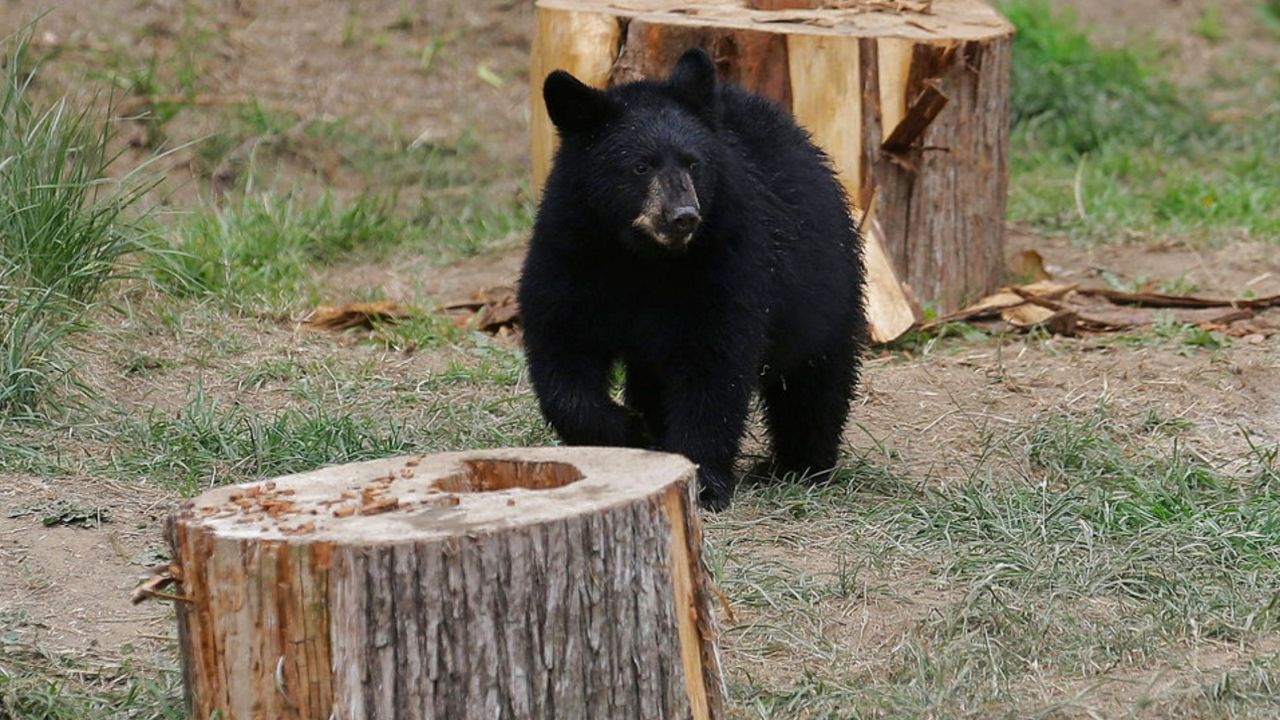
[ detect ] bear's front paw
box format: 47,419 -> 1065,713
592,404 -> 651,449
695,467 -> 734,512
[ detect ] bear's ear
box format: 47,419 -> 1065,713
668,48 -> 717,113
543,70 -> 614,134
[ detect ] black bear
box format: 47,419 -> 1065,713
518,48 -> 867,510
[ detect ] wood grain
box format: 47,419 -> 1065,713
166,448 -> 725,719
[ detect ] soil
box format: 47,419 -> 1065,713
0,474 -> 173,657
5,0 -> 535,206
0,0 -> 1277,713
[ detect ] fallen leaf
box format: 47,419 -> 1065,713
1001,302 -> 1057,328
915,278 -> 1277,341
1007,249 -> 1052,283
925,281 -> 1076,329
1212,315 -> 1280,338
7,501 -> 108,529
443,286 -> 522,335
303,301 -> 412,331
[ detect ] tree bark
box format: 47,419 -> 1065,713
529,0 -> 1013,324
164,447 -> 726,720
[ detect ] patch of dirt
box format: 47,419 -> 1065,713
715,558 -> 959,690
2,0 -> 535,205
0,475 -> 173,658
1046,636 -> 1280,719
1012,231 -> 1280,298
855,338 -> 1279,483
320,246 -> 527,306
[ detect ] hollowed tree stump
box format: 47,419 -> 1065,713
164,448 -> 725,720
529,0 -> 1014,319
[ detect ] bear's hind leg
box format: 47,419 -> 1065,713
762,343 -> 858,481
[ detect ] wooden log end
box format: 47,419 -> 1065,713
167,448 -> 726,719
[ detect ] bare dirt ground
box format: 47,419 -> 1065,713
0,475 -> 173,657
1,0 -> 1279,715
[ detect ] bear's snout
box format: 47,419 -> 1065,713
665,206 -> 701,236
633,168 -> 701,250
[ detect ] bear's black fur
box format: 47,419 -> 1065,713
518,48 -> 867,510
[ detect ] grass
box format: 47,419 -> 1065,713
1197,2 -> 1226,42
712,406 -> 1280,717
148,123 -> 531,313
0,638 -> 183,720
1003,0 -> 1280,243
1,30 -> 153,417
143,193 -> 407,310
73,339 -> 549,493
1099,313 -> 1231,355
104,386 -> 414,492
1259,0 -> 1280,34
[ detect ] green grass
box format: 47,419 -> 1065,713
1,30 -> 153,416
1259,0 -> 1280,33
1003,0 -> 1280,243
147,132 -> 531,312
93,342 -> 549,492
712,406 -> 1280,717
0,639 -> 183,720
105,386 -> 413,492
1099,313 -> 1231,355
143,193 -> 406,310
1197,2 -> 1226,42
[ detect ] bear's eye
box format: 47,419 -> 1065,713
633,162 -> 650,176
688,161 -> 700,172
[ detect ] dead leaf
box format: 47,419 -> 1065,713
443,286 -> 522,335
1016,280 -> 1077,299
1007,249 -> 1052,284
924,281 -> 1076,329
1000,303 -> 1055,328
476,297 -> 519,332
303,301 -> 412,331
915,278 -> 1277,340
1209,315 -> 1280,338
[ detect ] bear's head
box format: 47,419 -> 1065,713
543,48 -> 721,256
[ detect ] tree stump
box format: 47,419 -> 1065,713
529,0 -> 1014,320
163,447 -> 726,720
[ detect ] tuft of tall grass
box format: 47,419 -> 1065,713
106,387 -> 414,492
145,193 -> 405,310
1004,0 -> 1201,157
1,29 -> 152,416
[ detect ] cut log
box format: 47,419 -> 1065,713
529,0 -> 1013,327
163,447 -> 726,720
